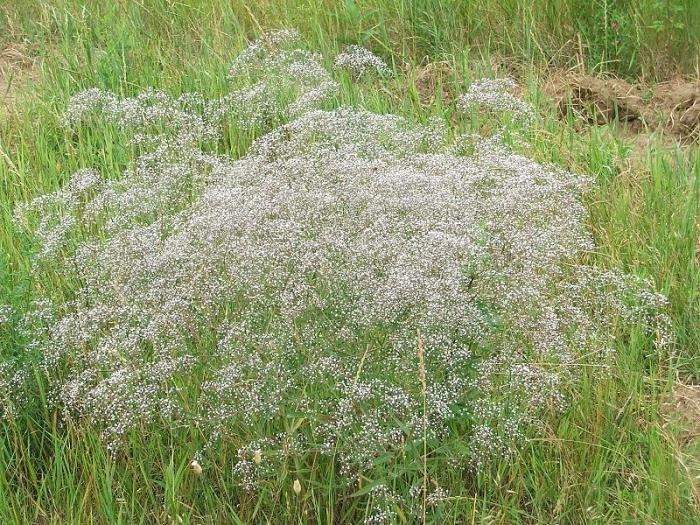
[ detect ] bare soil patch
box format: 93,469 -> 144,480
662,381 -> 700,506
414,61 -> 453,106
546,73 -> 700,142
664,382 -> 700,446
0,43 -> 37,111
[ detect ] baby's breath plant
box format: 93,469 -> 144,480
13,31 -> 670,517
334,44 -> 391,77
456,77 -> 535,123
0,304 -> 11,326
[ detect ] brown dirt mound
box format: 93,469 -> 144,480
662,380 -> 700,507
0,43 -> 37,111
664,382 -> 700,446
655,79 -> 700,139
414,61 -> 453,106
547,73 -> 700,141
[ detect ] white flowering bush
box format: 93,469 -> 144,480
457,77 -> 535,123
334,44 -> 391,77
13,31 -> 670,516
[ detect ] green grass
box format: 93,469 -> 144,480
3,0 -> 700,80
1,1 -> 699,523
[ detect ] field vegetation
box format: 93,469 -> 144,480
1,1 -> 699,524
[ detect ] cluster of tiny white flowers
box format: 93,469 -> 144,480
362,481 -> 449,523
228,29 -> 338,119
61,29 -> 337,143
0,361 -> 25,419
13,31 -> 671,501
0,304 -> 11,325
456,77 -> 535,123
363,484 -> 401,524
61,88 -> 219,146
334,45 -> 392,77
231,439 -> 275,491
426,486 -> 450,507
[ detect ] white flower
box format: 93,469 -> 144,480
334,45 -> 391,77
456,77 -> 534,122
